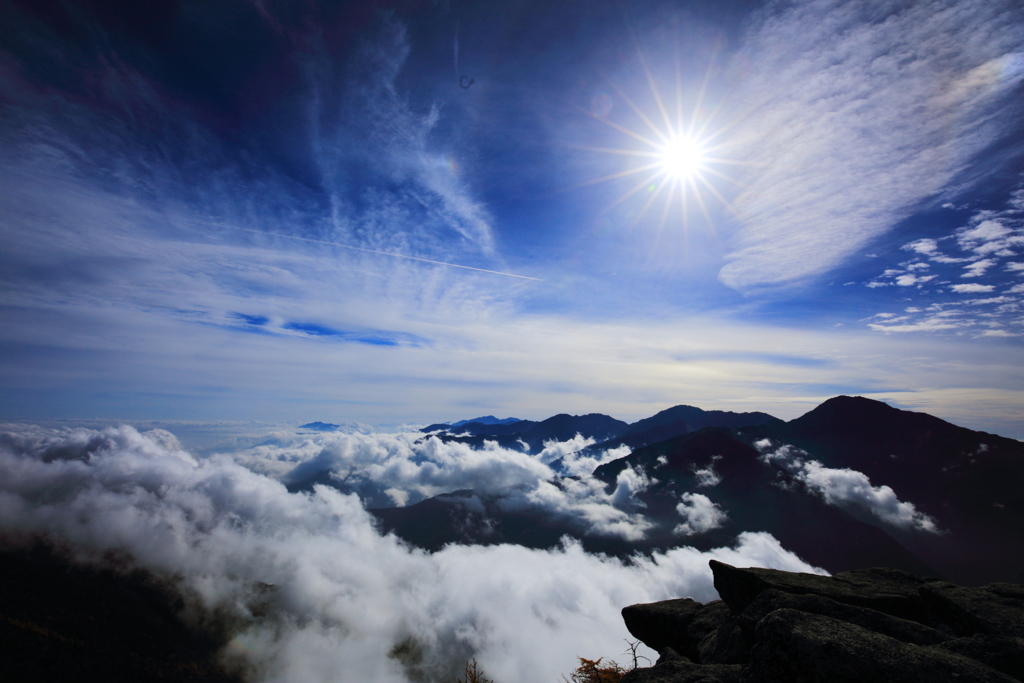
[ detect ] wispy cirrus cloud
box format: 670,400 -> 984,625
720,0 -> 1024,291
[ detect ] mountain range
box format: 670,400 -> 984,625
372,397 -> 1023,587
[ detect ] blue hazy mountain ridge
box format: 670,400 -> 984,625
419,416 -> 523,432
450,417 -> 523,428
299,422 -> 342,432
371,397 -> 1024,587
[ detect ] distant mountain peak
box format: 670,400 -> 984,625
299,421 -> 341,432
450,416 -> 522,428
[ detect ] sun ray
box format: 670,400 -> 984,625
700,165 -> 747,186
582,104 -> 663,149
687,58 -> 714,139
601,168 -> 668,214
569,161 -> 664,190
658,177 -> 677,234
680,173 -> 690,259
567,144 -> 663,159
605,78 -> 670,146
634,44 -> 675,139
700,157 -> 761,167
630,174 -> 672,227
571,31 -> 747,241
674,24 -> 685,139
693,172 -> 740,219
689,176 -> 718,238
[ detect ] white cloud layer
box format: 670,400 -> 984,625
226,429 -> 657,541
757,443 -> 939,533
0,425 -> 825,683
721,0 -> 1024,290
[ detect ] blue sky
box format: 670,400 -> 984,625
2,0 -> 1024,436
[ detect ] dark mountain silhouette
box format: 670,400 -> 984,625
375,397 -> 1024,585
424,413 -> 629,452
737,396 -> 1024,586
422,406 -> 775,456
593,404 -> 779,451
420,416 -> 522,433
448,420 -> 537,437
619,404 -> 778,440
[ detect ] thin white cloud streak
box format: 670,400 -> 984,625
306,17 -> 495,257
0,426 -> 825,683
232,227 -> 540,281
756,442 -> 939,532
721,0 -> 1024,290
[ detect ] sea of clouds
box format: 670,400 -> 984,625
0,424 -> 826,683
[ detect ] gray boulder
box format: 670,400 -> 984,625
621,599 -> 738,663
619,561 -> 1024,683
921,582 -> 1024,638
735,588 -> 951,647
709,560 -> 934,624
934,635 -> 1024,681
749,608 -> 1017,683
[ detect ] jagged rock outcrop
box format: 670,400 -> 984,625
621,561 -> 1024,683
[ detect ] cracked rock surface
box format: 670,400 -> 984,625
621,561 -> 1024,683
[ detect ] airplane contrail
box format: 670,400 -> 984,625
231,227 -> 542,281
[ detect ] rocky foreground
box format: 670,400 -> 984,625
621,561 -> 1024,683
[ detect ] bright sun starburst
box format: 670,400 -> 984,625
571,41 -> 752,241
661,135 -> 707,180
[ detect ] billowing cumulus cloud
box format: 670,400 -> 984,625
0,425 -> 825,683
721,0 -> 1024,290
693,460 -> 723,488
227,429 -> 655,540
757,443 -> 939,533
674,493 -> 728,536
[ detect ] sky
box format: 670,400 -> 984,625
2,0 -> 1024,437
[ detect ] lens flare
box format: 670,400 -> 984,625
570,36 -> 757,240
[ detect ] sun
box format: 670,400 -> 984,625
571,44 -> 751,238
661,135 -> 706,180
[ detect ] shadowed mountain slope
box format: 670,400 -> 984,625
0,544 -> 239,683
374,426 -> 934,577
738,396 -> 1024,585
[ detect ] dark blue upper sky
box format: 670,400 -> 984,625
2,0 -> 1023,434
